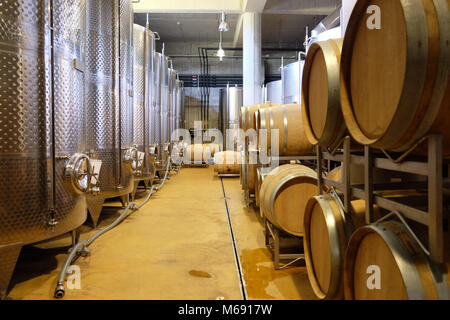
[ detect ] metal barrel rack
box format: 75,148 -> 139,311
258,152 -> 316,269
218,173 -> 240,178
316,134 -> 447,264
264,218 -> 305,270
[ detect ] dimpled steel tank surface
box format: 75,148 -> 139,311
0,0 -> 91,297
84,0 -> 134,227
130,23 -> 156,199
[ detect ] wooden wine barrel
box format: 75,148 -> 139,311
241,104 -> 266,153
344,220 -> 449,300
240,106 -> 249,131
302,38 -> 346,149
248,163 -> 257,192
255,168 -> 267,208
241,103 -> 265,131
340,0 -> 450,155
260,164 -> 318,236
303,194 -> 382,299
239,158 -> 257,192
254,103 -> 280,151
268,104 -> 314,156
213,151 -> 241,174
256,107 -> 272,152
186,143 -> 220,163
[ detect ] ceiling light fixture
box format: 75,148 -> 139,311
218,12 -> 229,32
217,31 -> 225,61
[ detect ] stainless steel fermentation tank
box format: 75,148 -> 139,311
175,80 -> 185,131
131,23 -> 158,199
170,77 -> 185,166
160,56 -> 170,147
219,87 -> 243,150
168,68 -> 177,143
153,52 -> 162,149
84,0 -> 134,226
282,60 -> 304,104
0,0 -> 92,297
154,53 -> 170,173
265,80 -> 283,105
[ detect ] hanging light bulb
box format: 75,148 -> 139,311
217,47 -> 225,61
218,12 -> 229,32
217,31 -> 225,61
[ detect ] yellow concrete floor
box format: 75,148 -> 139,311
7,167 -> 314,300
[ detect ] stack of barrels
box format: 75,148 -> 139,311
239,102 -> 272,194
299,0 -> 449,300
240,100 -> 316,200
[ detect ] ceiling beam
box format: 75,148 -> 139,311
233,0 -> 267,48
232,14 -> 244,48
263,0 -> 340,15
133,0 -> 244,13
243,0 -> 267,13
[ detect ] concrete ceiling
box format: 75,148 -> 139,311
134,12 -> 326,48
133,0 -> 340,49
262,14 -> 324,47
134,13 -> 241,44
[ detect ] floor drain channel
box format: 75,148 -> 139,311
220,177 -> 248,300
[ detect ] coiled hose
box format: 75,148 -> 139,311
54,160 -> 171,298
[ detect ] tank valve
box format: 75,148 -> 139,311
124,147 -> 139,173
64,153 -> 93,194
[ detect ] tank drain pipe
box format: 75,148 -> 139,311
155,157 -> 171,191
54,160 -> 171,298
54,201 -> 135,298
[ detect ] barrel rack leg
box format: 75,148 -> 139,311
428,134 -> 443,263
317,145 -> 323,196
364,146 -> 374,224
317,135 -> 352,214
265,219 -> 304,270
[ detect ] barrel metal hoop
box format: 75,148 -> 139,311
351,223 -> 426,300
269,107 -> 274,132
321,40 -> 341,145
260,108 -> 266,130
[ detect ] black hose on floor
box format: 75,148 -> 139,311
54,160 -> 171,299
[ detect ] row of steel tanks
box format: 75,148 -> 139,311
154,50 -> 185,173
0,0 -> 184,298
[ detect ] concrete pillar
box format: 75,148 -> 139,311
243,12 -> 262,106
341,0 -> 358,37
